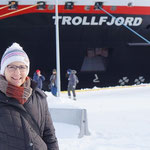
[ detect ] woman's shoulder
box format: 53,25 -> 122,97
31,80 -> 47,99
34,88 -> 47,99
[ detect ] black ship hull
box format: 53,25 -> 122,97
1,12 -> 150,90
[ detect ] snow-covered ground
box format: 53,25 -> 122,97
45,84 -> 150,150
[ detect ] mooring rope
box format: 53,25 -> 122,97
99,6 -> 150,44
0,4 -> 13,10
0,3 -> 40,18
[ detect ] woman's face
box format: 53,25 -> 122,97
4,61 -> 28,87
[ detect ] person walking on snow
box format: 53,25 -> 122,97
67,69 -> 79,100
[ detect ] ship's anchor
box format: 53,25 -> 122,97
93,74 -> 100,83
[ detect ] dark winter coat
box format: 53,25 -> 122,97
49,74 -> 57,89
0,81 -> 59,150
33,72 -> 45,89
68,70 -> 79,88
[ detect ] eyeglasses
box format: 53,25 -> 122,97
7,65 -> 28,72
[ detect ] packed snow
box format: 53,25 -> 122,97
45,84 -> 150,150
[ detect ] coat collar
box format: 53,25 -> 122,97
0,90 -> 28,112
0,80 -> 46,111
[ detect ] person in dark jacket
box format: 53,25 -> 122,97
49,69 -> 57,96
0,43 -> 59,150
67,69 -> 79,100
33,69 -> 45,90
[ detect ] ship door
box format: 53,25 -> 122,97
81,47 -> 110,72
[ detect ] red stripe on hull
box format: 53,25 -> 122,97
0,5 -> 150,19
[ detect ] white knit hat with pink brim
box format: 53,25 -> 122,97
0,42 -> 30,75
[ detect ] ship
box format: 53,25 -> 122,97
1,0 -> 150,90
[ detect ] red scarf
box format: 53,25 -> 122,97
0,75 -> 32,104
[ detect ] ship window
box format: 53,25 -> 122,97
84,5 -> 91,11
111,6 -> 117,11
37,1 -> 46,10
128,2 -> 133,7
48,5 -> 54,10
81,48 -> 109,72
94,2 -> 103,10
65,2 -> 74,10
9,1 -> 18,10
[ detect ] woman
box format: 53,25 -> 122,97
0,43 -> 59,150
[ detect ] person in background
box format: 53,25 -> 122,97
67,69 -> 79,100
33,69 -> 45,90
0,43 -> 59,150
49,69 -> 57,96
